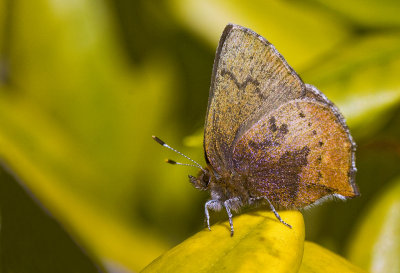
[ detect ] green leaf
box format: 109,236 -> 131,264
168,0 -> 350,70
309,0 -> 400,27
346,177 -> 400,273
0,163 -> 105,273
300,242 -> 366,273
141,211 -> 305,273
0,0 -> 170,270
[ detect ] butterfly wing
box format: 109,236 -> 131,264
204,24 -> 305,175
232,98 -> 359,209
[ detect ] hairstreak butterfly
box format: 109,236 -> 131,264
154,23 -> 359,236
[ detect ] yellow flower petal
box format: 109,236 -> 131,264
141,210 -> 304,273
299,242 -> 367,273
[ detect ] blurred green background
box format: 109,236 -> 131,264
1,0 -> 400,272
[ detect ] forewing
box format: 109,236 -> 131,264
204,24 -> 305,174
232,99 -> 359,209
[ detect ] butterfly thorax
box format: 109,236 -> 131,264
190,165 -> 254,207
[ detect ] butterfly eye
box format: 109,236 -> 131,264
202,172 -> 211,187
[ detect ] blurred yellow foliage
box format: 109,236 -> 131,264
1,0 -> 400,272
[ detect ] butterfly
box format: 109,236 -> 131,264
154,23 -> 359,236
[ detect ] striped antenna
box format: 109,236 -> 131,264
165,159 -> 200,168
152,136 -> 204,170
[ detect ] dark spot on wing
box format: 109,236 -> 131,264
299,112 -> 305,118
317,171 -> 323,182
280,124 -> 289,135
317,155 -> 322,164
312,130 -> 317,135
308,122 -> 312,127
319,141 -> 324,147
279,146 -> 311,167
249,139 -> 279,150
269,117 -> 288,136
269,116 -> 277,132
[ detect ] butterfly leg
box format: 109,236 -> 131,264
223,200 -> 235,236
204,200 -> 221,231
264,197 -> 292,228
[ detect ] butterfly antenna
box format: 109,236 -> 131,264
152,136 -> 204,170
165,159 -> 200,168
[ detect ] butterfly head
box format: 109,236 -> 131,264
189,167 -> 212,191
